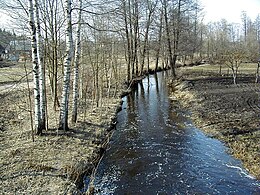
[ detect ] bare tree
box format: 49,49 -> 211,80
41,0 -> 65,110
256,60 -> 260,83
121,0 -> 132,83
241,11 -> 248,43
224,42 -> 246,85
59,0 -> 73,130
34,0 -> 46,130
162,0 -> 176,77
139,0 -> 157,75
28,0 -> 42,134
154,8 -> 163,71
71,0 -> 83,123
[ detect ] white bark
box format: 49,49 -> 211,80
72,0 -> 83,123
59,0 -> 73,130
34,0 -> 46,129
29,0 -> 41,135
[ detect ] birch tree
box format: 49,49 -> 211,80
59,0 -> 73,130
71,0 -> 82,123
34,0 -> 46,130
29,0 -> 42,135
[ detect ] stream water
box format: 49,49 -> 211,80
92,72 -> 260,194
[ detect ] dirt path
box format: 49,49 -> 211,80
171,75 -> 260,179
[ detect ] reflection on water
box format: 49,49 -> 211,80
93,72 -> 260,194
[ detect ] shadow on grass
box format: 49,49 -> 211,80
41,120 -> 110,141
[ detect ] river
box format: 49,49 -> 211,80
92,72 -> 260,194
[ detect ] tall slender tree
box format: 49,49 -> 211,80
140,0 -> 157,75
34,0 -> 46,130
71,0 -> 83,123
59,0 -> 73,130
29,0 -> 42,135
122,0 -> 133,83
162,0 -> 175,76
155,8 -> 163,71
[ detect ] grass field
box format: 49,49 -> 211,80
180,63 -> 258,76
0,61 -> 32,84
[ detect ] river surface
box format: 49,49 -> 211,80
93,72 -> 260,194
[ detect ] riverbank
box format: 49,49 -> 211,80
0,88 -> 122,194
170,68 -> 260,179
0,60 -> 161,194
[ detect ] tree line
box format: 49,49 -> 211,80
0,0 -> 259,137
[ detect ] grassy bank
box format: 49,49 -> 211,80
0,60 -> 125,194
0,87 -> 122,194
0,59 -> 165,194
170,64 -> 260,179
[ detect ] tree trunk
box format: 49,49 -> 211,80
133,0 -> 139,76
231,67 -> 237,85
34,0 -> 46,130
59,0 -> 73,130
123,0 -> 132,84
163,0 -> 176,77
219,64 -> 222,75
71,0 -> 82,123
29,0 -> 42,135
155,10 -> 163,72
140,9 -> 152,75
256,62 -> 260,83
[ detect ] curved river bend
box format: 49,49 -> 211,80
92,72 -> 260,194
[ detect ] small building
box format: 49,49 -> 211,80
5,39 -> 31,62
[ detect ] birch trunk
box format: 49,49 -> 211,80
34,0 -> 46,130
71,0 -> 82,123
29,0 -> 42,135
59,0 -> 73,130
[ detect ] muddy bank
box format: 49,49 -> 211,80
0,88 -> 122,194
170,75 -> 260,179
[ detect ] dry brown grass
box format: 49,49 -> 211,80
0,86 -> 122,194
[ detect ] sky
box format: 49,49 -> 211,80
200,0 -> 260,24
1,0 -> 260,30
0,12 -> 12,30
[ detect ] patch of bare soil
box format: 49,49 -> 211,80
171,73 -> 260,179
0,89 -> 122,194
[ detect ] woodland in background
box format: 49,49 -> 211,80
0,0 -> 259,138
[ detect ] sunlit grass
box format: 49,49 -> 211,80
181,63 -> 258,75
0,61 -> 32,84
